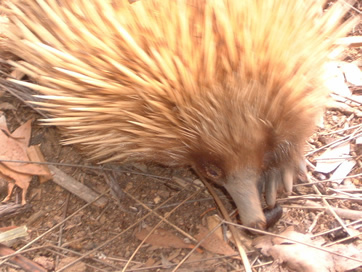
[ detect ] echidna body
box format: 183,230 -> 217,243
3,0 -> 356,228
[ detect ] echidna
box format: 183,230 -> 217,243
2,0 -> 356,229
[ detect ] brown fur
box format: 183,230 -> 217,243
3,0 -> 356,228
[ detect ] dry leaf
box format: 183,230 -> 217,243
330,159 -> 356,184
340,62 -> 362,86
0,115 -> 10,133
26,145 -> 52,183
315,143 -> 350,174
135,227 -> 191,249
0,126 -> 49,176
195,226 -> 236,256
0,103 -> 16,111
206,215 -> 224,241
324,62 -> 351,100
254,227 -> 362,272
11,119 -> 32,146
0,118 -> 50,204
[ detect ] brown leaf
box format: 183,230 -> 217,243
0,103 -> 16,111
0,115 -> 10,134
26,145 -> 52,182
0,123 -> 49,176
135,227 -> 191,249
0,118 -> 49,204
0,244 -> 47,272
12,119 -> 32,147
195,226 -> 236,256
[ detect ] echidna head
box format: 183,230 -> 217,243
178,81 -> 284,229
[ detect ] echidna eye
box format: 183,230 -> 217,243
204,164 -> 223,179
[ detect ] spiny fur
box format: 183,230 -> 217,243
2,0 -> 356,227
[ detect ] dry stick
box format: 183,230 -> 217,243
0,244 -> 109,271
305,129 -> 362,157
0,190 -> 110,266
292,173 -> 362,187
121,189 -> 202,272
48,244 -> 131,271
123,189 -> 198,243
55,193 -> 70,269
328,187 -> 362,198
307,212 -> 324,233
49,165 -> 108,208
252,261 -> 274,269
283,205 -> 362,222
309,176 -> 353,237
0,158 -> 178,182
57,189 -> 184,272
312,219 -> 362,238
172,222 -> 224,272
325,231 -> 362,247
320,123 -> 362,136
225,221 -> 362,263
281,194 -> 358,201
45,248 -> 109,272
196,173 -> 252,272
127,253 -> 242,271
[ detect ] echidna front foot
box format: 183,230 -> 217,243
263,159 -> 307,209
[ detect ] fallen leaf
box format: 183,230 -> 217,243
0,115 -> 10,133
324,62 -> 351,101
195,226 -> 236,256
206,215 -> 224,241
135,227 -> 191,249
0,103 -> 16,111
315,143 -> 350,174
0,244 -> 47,272
0,129 -> 49,176
26,145 -> 52,183
254,227 -> 362,272
11,119 -> 32,146
0,118 -> 50,204
330,159 -> 356,184
0,164 -> 32,204
340,62 -> 362,86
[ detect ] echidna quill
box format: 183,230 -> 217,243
2,0 -> 356,229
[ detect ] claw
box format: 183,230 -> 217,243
282,166 -> 294,195
264,169 -> 279,208
298,159 -> 308,182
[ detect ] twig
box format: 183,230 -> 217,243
120,190 -> 202,272
197,173 -> 252,272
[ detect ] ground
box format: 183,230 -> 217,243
0,3 -> 361,272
